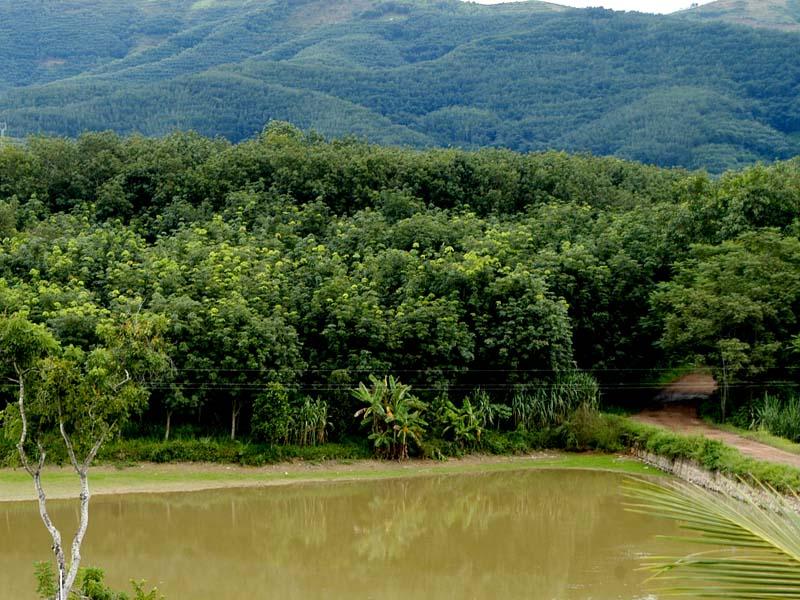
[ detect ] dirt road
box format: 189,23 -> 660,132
633,373 -> 800,469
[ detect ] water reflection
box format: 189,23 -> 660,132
1,470 -> 688,599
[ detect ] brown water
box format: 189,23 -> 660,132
1,470 -> 690,599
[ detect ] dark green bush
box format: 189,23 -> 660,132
696,438 -> 725,471
644,430 -> 699,460
0,435 -> 16,466
563,408 -> 624,452
270,442 -> 371,463
251,382 -> 292,444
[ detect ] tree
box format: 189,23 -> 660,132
652,230 -> 800,410
718,338 -> 749,421
0,312 -> 169,600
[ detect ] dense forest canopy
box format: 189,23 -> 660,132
0,0 -> 799,171
0,127 -> 798,441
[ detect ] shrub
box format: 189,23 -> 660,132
419,438 -> 462,460
471,389 -> 512,430
697,438 -> 725,471
251,382 -> 292,444
0,434 -> 16,466
435,397 -> 485,449
98,437 -> 367,466
644,430 -> 698,460
35,563 -> 162,600
564,407 -> 624,452
482,428 -> 561,454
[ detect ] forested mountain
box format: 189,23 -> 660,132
0,0 -> 799,171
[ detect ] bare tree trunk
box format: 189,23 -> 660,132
721,354 -> 728,422
231,398 -> 240,441
33,462 -> 67,599
64,467 -> 90,593
14,364 -> 68,600
164,411 -> 172,441
59,420 -> 105,596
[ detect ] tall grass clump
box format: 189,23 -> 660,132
512,371 -> 599,430
252,383 -> 331,447
757,393 -> 800,442
287,397 -> 331,446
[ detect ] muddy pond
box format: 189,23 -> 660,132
1,469 -> 693,599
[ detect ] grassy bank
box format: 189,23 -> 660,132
567,410 -> 800,492
0,452 -> 656,503
6,411 -> 800,502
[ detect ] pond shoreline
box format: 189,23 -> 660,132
635,449 -> 800,511
0,452 -> 658,503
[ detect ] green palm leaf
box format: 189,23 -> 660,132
624,478 -> 800,598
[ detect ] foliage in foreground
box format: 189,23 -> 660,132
624,479 -> 800,599
36,563 -> 162,600
0,311 -> 169,600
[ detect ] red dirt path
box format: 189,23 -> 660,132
633,373 -> 800,469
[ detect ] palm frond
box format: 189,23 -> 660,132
624,478 -> 800,598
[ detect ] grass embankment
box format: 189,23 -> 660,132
569,410 -> 800,492
0,453 -> 656,502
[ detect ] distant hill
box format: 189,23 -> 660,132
0,0 -> 799,171
679,0 -> 800,32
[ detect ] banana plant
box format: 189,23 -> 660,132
391,399 -> 428,460
624,478 -> 800,599
441,398 -> 484,449
354,375 -> 427,459
353,375 -> 390,435
473,389 -> 511,430
368,428 -> 395,457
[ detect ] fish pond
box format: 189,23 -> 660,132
1,469 -> 693,599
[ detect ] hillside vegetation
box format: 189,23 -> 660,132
0,0 -> 799,171
681,0 -> 800,32
1,128 -> 799,444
